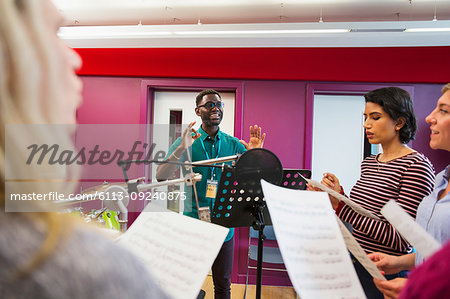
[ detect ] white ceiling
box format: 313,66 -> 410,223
54,0 -> 450,48
54,0 -> 450,26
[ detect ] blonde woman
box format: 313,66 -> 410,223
0,1 -> 167,298
370,84 -> 450,299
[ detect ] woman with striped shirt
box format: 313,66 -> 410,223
319,87 -> 435,298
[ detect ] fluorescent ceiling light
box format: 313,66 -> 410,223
58,21 -> 450,47
58,26 -> 172,38
405,27 -> 450,32
350,29 -> 405,32
174,29 -> 350,35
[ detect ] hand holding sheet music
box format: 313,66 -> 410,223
117,204 -> 228,299
381,200 -> 441,259
261,180 -> 366,299
302,175 -> 380,220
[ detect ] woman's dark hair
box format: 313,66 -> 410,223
364,87 -> 417,144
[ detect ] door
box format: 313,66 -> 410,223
311,94 -> 376,193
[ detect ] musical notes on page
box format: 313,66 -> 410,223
302,175 -> 380,220
117,204 -> 228,299
381,200 -> 441,259
261,180 -> 366,299
336,217 -> 385,281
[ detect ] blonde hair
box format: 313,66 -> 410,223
442,83 -> 450,94
0,0 -> 79,277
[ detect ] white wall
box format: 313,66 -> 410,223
311,94 -> 366,193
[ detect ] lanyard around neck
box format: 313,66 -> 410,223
199,136 -> 221,178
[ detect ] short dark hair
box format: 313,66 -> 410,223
364,87 -> 417,144
196,89 -> 221,106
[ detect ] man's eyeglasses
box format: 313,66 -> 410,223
197,101 -> 224,110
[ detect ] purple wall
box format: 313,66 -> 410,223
77,76 -> 449,286
242,81 -> 307,169
78,77 -> 143,124
79,77 -> 447,172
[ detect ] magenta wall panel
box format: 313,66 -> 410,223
78,77 -> 143,124
242,81 -> 307,170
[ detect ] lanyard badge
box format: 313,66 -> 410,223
206,179 -> 218,199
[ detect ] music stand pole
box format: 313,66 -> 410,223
253,203 -> 266,299
211,166 -> 311,299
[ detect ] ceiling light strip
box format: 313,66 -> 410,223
405,27 -> 450,32
174,29 -> 350,35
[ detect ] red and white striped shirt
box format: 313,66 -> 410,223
339,152 -> 435,255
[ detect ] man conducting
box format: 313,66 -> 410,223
156,89 -> 265,299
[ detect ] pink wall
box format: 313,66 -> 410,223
78,76 -> 143,124
78,77 -> 447,172
242,81 -> 307,169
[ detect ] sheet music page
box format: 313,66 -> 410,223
117,204 -> 228,299
305,177 -> 380,220
381,200 -> 441,259
336,217 -> 386,281
261,180 -> 366,299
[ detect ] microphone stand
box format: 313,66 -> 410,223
118,155 -> 239,222
117,155 -> 239,182
54,155 -> 239,232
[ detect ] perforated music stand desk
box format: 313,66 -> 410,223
212,168 -> 311,299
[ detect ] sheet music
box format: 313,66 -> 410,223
261,180 -> 366,299
381,200 -> 441,259
336,217 -> 386,281
304,176 -> 380,220
117,204 -> 228,299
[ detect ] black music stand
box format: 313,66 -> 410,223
211,150 -> 310,299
